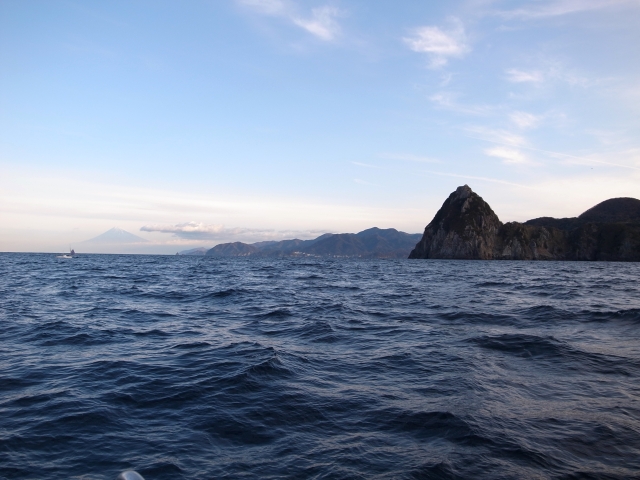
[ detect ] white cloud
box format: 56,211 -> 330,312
506,69 -> 544,83
429,92 -> 497,116
506,63 -> 597,88
510,111 -> 543,129
404,18 -> 468,68
497,0 -> 639,19
466,126 -> 528,147
485,146 -> 531,164
141,221 -> 326,242
238,0 -> 342,41
466,125 -> 639,169
141,222 -> 227,238
471,131 -> 640,171
292,6 -> 341,41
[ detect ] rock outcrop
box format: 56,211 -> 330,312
409,185 -> 501,259
409,186 -> 640,261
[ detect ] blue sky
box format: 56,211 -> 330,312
1,0 -> 639,253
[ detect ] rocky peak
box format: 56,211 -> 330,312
453,184 -> 472,200
409,185 -> 502,259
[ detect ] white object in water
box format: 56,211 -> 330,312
56,248 -> 76,259
116,471 -> 145,480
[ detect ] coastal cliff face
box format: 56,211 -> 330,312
564,223 -> 640,261
408,185 -> 502,259
410,185 -> 640,261
494,222 -> 568,260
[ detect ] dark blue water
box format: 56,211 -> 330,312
1,254 -> 639,479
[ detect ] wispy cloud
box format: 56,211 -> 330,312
496,0 -> 639,19
352,161 -> 384,169
505,69 -> 544,83
422,170 -> 528,188
505,65 -> 594,87
429,92 -> 497,116
586,128 -> 631,147
239,0 -> 286,15
468,128 -> 640,171
141,222 -> 228,239
465,126 -> 528,147
404,18 -> 469,68
292,6 -> 341,41
485,146 -> 532,165
238,0 -> 342,41
558,148 -> 640,171
379,153 -> 441,164
354,178 -> 377,186
141,221 -> 327,242
509,111 -> 543,129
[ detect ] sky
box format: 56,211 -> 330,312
1,0 -> 639,253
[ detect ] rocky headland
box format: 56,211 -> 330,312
409,185 -> 640,261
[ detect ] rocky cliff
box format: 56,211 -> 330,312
409,186 -> 640,261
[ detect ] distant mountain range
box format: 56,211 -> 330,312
82,227 -> 148,244
410,185 -> 640,261
196,228 -> 422,258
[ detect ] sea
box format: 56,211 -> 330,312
1,253 -> 639,480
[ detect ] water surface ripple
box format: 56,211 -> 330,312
1,254 -> 639,479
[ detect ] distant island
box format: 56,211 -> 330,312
180,228 -> 422,258
409,185 -> 640,261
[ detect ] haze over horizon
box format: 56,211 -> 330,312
2,0 -> 639,254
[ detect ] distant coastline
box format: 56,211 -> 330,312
181,185 -> 640,261
179,228 -> 422,259
55,186 -> 640,260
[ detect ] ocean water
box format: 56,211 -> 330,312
1,253 -> 639,480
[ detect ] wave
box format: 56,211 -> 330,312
256,308 -> 294,319
199,288 -> 245,299
583,308 -> 640,324
471,333 -> 635,375
376,409 -> 490,448
2,253 -> 640,479
295,320 -> 340,343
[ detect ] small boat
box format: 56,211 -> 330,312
57,249 -> 76,259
